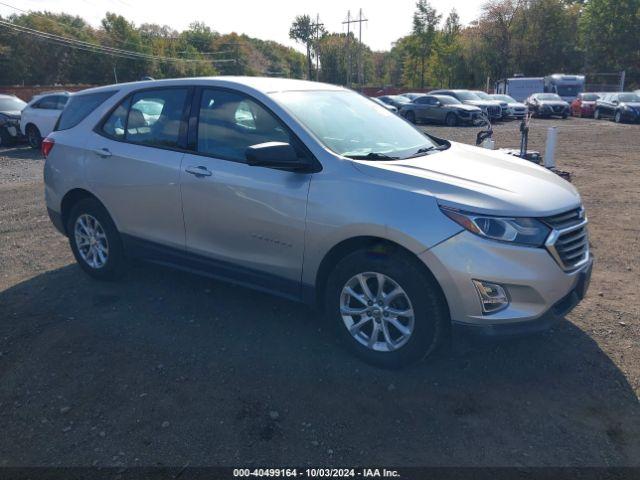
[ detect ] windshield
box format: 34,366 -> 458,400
537,94 -> 562,101
455,91 -> 481,101
437,96 -> 461,105
273,90 -> 438,160
473,91 -> 491,100
556,85 -> 581,97
492,95 -> 516,103
0,97 -> 27,111
619,94 -> 640,103
581,93 -> 599,101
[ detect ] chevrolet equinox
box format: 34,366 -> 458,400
43,78 -> 592,367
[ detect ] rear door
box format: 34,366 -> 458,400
84,87 -> 191,250
179,87 -> 312,297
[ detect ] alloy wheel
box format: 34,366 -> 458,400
340,272 -> 415,352
74,214 -> 109,269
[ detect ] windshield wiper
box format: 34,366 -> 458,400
406,144 -> 448,158
344,152 -> 399,161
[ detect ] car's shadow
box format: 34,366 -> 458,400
0,262 -> 638,467
0,143 -> 40,159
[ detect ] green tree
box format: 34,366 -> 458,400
412,0 -> 441,88
289,15 -> 315,79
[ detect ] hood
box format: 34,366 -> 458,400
445,104 -> 481,112
351,142 -> 581,217
0,110 -> 21,120
508,102 -> 526,108
539,100 -> 569,107
621,102 -> 640,109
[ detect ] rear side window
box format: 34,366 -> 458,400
35,96 -> 59,109
125,88 -> 188,148
56,91 -> 116,131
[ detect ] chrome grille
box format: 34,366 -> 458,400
488,106 -> 501,116
543,208 -> 589,271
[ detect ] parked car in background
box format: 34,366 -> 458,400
399,92 -> 426,101
472,91 -> 509,118
570,92 -> 601,118
488,94 -> 527,119
371,97 -> 398,113
594,92 -> 640,123
400,94 -> 482,126
43,77 -> 591,367
376,95 -> 411,110
429,89 -> 502,120
0,94 -> 26,147
20,91 -> 70,148
525,93 -> 570,118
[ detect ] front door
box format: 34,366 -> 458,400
180,88 -> 312,298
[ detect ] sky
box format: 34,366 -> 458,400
0,0 -> 483,52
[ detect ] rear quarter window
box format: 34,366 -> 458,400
56,91 -> 117,131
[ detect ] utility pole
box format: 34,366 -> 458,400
310,14 -> 324,81
342,9 -> 368,88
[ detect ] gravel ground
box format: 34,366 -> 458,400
0,117 -> 638,467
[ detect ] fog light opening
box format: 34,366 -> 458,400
472,280 -> 510,314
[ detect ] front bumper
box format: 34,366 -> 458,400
620,110 -> 640,123
419,231 -> 593,336
1,121 -> 24,140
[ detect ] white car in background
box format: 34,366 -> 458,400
489,94 -> 528,119
20,91 -> 70,148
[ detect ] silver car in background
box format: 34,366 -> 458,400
43,77 -> 592,367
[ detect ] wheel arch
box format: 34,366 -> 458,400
60,188 -> 107,235
313,235 -> 450,318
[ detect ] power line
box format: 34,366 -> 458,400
342,9 -> 367,87
0,20 -> 235,64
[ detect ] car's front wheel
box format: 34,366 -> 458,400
66,198 -> 126,280
26,124 -> 42,149
405,111 -> 416,124
594,109 -> 601,120
614,111 -> 623,123
445,113 -> 458,127
325,248 -> 447,368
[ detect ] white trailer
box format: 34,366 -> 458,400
494,77 -> 544,102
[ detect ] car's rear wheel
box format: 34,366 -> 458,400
324,248 -> 447,368
445,113 -> 458,127
26,124 -> 42,149
405,111 -> 416,124
66,198 -> 126,280
594,109 -> 601,120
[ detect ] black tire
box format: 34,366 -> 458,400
594,109 -> 601,120
0,128 -> 13,148
26,124 -> 42,149
66,198 -> 127,280
614,111 -> 623,123
405,111 -> 416,124
324,248 -> 448,368
445,113 -> 458,127
562,112 -> 568,119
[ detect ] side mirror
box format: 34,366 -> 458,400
435,101 -> 442,106
612,100 -> 619,105
246,142 -> 307,171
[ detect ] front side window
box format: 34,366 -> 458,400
126,88 -> 188,148
35,96 -> 59,109
197,89 -> 290,161
272,90 -> 438,160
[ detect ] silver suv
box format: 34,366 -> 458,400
43,78 -> 592,367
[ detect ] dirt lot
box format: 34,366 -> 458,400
0,117 -> 638,468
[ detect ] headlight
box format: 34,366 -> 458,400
440,206 -> 551,247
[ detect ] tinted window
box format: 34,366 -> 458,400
35,96 -> 59,109
101,97 -> 131,139
126,88 -> 188,148
415,97 -> 429,104
581,93 -> 599,101
197,89 -> 290,161
56,95 -> 69,110
57,91 -> 116,131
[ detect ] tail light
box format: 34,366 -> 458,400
41,137 -> 55,158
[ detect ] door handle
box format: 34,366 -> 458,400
185,165 -> 213,177
92,148 -> 112,158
